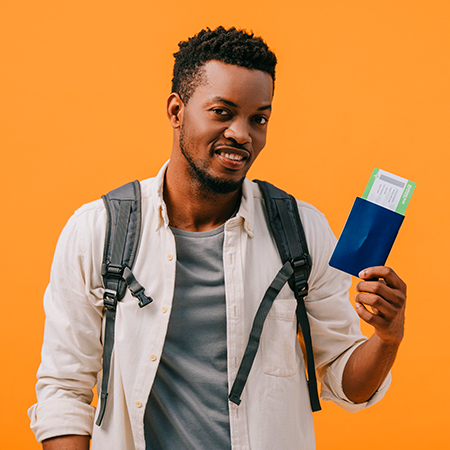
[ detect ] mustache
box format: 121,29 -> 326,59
212,141 -> 249,152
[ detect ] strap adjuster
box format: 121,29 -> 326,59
292,253 -> 312,269
294,279 -> 309,298
291,254 -> 311,299
103,289 -> 118,310
102,263 -> 123,277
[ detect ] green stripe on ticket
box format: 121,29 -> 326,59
362,168 -> 416,215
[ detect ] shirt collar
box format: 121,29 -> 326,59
234,178 -> 254,237
150,161 -> 255,236
152,161 -> 170,231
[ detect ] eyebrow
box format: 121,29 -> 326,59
211,96 -> 272,112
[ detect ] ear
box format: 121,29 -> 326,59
167,93 -> 184,129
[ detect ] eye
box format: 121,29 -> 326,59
211,108 -> 230,118
253,115 -> 269,125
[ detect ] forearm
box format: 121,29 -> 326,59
42,435 -> 90,450
342,266 -> 406,403
342,333 -> 399,403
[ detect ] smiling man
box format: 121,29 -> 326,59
29,27 -> 406,450
164,59 -> 273,231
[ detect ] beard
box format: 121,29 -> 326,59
179,126 -> 245,195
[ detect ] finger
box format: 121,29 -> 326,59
364,303 -> 379,315
355,292 -> 395,319
356,279 -> 406,309
355,302 -> 388,328
358,266 -> 406,292
355,300 -> 405,343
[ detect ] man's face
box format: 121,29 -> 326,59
176,60 -> 273,194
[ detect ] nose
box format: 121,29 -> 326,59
223,118 -> 252,145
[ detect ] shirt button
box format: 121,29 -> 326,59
150,354 -> 157,361
167,253 -> 173,261
246,223 -> 251,231
161,306 -> 167,313
136,401 -> 142,408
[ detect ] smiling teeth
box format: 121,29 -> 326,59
221,152 -> 243,161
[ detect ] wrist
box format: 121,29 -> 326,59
372,331 -> 403,351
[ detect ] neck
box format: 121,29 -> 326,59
163,163 -> 242,232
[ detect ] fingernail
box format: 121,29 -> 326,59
358,270 -> 365,278
355,302 -> 361,309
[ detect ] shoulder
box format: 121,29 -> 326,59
52,198 -> 106,282
247,178 -> 338,271
73,197 -> 105,218
246,178 -> 329,230
72,175 -> 160,221
140,176 -> 160,201
67,198 -> 107,245
295,199 -> 332,238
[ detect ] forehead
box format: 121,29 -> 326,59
190,60 -> 273,108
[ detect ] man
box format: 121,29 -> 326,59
29,27 -> 406,449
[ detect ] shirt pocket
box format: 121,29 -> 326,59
261,299 -> 301,377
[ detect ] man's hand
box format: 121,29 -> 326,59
342,266 -> 407,404
355,266 -> 406,344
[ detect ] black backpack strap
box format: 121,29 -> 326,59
228,260 -> 294,405
228,180 -> 321,412
96,180 -> 152,427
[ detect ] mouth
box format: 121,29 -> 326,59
214,146 -> 250,169
219,151 -> 245,162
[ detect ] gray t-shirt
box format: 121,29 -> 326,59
144,224 -> 231,450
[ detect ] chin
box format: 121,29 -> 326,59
197,170 -> 245,195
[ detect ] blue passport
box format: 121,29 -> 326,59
329,197 -> 405,277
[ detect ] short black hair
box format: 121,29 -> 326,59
172,26 -> 277,104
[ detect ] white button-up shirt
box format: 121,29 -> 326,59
28,162 -> 390,449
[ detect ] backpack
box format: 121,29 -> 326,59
95,180 -> 321,427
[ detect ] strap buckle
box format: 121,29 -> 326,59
132,288 -> 153,308
122,266 -> 153,308
103,289 -> 118,310
291,254 -> 311,299
102,263 -> 124,310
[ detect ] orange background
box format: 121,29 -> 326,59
1,1 -> 449,448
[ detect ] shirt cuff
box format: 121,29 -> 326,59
320,341 -> 392,412
28,398 -> 95,443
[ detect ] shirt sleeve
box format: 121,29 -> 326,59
296,201 -> 391,412
28,203 -> 106,443
320,342 -> 391,412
